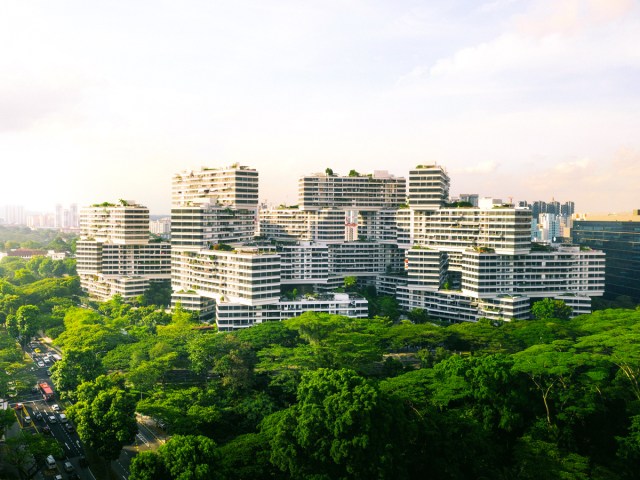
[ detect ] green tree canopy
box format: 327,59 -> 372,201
265,368 -> 410,479
68,373 -> 138,461
532,298 -> 573,321
129,435 -> 220,480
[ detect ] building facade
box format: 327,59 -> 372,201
170,165 -> 369,330
187,164 -> 605,326
572,210 -> 640,302
76,201 -> 171,300
82,164 -> 607,328
393,166 -> 605,322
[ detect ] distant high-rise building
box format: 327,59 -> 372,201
458,194 -> 479,207
527,199 -> 575,242
3,205 -> 25,225
572,210 -> 640,302
149,217 -> 171,239
55,203 -> 80,229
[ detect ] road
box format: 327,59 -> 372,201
9,338 -> 167,480
9,339 -> 97,480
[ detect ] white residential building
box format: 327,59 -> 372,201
150,217 -> 171,239
170,166 -> 369,329
298,170 -> 406,211
395,165 -> 605,321
169,163 -> 605,327
76,201 -> 171,300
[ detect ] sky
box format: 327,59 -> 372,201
1,0 -> 639,215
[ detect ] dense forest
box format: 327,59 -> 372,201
0,235 -> 639,478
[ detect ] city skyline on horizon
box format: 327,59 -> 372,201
2,1 -> 639,215
1,165 -> 599,219
0,163 -> 632,218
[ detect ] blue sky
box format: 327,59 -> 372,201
1,0 -> 638,214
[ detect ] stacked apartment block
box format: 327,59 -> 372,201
169,165 -> 368,330
383,167 -> 604,321
77,164 -> 605,329
76,201 -> 171,300
257,164 -> 604,325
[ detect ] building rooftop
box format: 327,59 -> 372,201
574,210 -> 640,222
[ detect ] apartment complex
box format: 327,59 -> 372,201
392,167 -> 604,321
572,210 -> 640,302
78,164 -> 606,329
76,201 -> 171,300
170,165 -> 369,330
262,166 -> 604,324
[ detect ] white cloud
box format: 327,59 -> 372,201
0,1 -> 638,214
397,0 -> 640,96
452,161 -> 500,175
550,158 -> 592,174
515,0 -> 635,36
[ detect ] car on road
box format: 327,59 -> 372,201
59,413 -> 67,423
64,461 -> 74,473
35,412 -> 43,420
34,348 -> 41,353
78,455 -> 88,468
52,404 -> 60,411
13,403 -> 23,410
65,422 -> 75,433
37,361 -> 45,367
46,369 -> 52,376
48,414 -> 57,423
42,425 -> 51,434
24,415 -> 31,423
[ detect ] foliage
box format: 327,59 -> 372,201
67,373 -> 138,461
532,298 -> 573,320
0,226 -> 77,253
2,245 -> 640,479
130,435 -> 219,480
4,431 -> 64,479
217,432 -> 284,480
265,368 -> 411,479
139,280 -> 172,307
343,275 -> 357,290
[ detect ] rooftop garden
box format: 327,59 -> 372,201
530,243 -> 554,252
444,201 -> 474,208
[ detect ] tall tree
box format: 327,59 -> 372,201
15,304 -> 40,345
129,435 -> 220,480
5,431 -> 63,480
265,368 -> 410,479
532,298 -> 573,321
50,348 -> 105,399
67,373 -> 138,462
